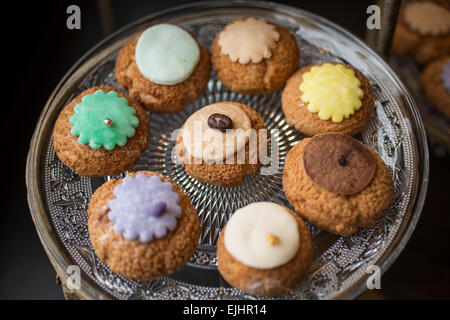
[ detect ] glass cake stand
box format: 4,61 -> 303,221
26,1 -> 429,300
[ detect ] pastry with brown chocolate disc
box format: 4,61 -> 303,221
282,133 -> 394,236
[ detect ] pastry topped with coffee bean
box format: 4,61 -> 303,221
282,133 -> 394,236
393,1 -> 450,64
211,17 -> 299,94
282,62 -> 375,136
176,101 -> 266,187
115,24 -> 211,113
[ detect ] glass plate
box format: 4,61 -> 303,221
26,1 -> 429,300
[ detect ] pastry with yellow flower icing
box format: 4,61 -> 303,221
115,24 -> 211,113
281,62 -> 375,136
175,101 -> 266,187
282,133 -> 393,236
393,1 -> 450,64
53,86 -> 150,177
211,17 -> 299,94
217,202 -> 314,296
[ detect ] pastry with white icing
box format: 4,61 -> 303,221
217,202 -> 314,296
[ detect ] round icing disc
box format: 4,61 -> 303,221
135,24 -> 200,85
303,133 -> 376,195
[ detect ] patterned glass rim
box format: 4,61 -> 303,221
26,0 -> 429,300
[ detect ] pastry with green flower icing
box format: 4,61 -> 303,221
53,86 -> 150,177
281,62 -> 375,136
115,24 -> 211,113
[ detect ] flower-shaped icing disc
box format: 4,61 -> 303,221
300,63 -> 364,123
218,17 -> 280,64
108,174 -> 182,242
69,90 -> 139,150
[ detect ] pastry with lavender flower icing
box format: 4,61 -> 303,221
88,171 -> 200,280
420,56 -> 450,118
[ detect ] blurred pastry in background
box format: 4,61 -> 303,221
428,0 -> 450,11
393,1 -> 450,64
420,56 -> 450,118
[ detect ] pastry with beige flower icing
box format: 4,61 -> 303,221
211,17 -> 299,94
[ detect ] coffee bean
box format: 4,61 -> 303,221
208,113 -> 233,132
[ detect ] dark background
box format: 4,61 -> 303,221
1,0 -> 449,299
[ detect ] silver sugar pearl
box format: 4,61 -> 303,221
104,118 -> 113,127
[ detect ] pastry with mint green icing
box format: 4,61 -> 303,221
115,24 -> 211,113
69,90 -> 139,150
135,24 -> 200,85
